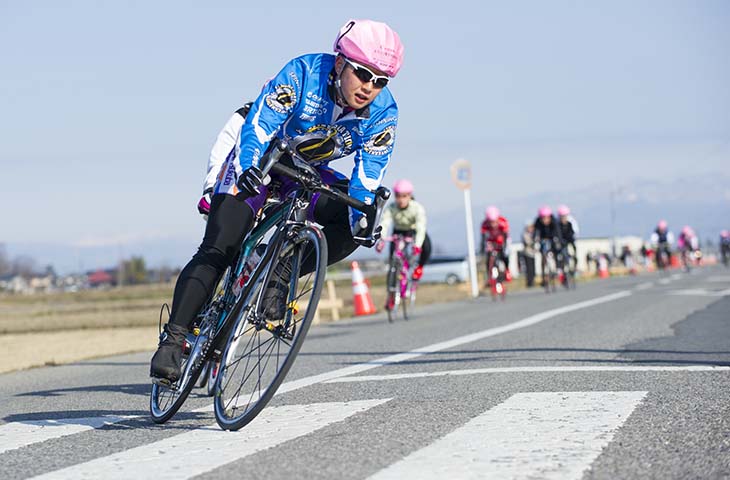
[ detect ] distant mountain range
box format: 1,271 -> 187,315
428,172 -> 730,254
5,173 -> 729,274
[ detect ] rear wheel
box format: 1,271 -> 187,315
149,329 -> 211,424
213,226 -> 326,431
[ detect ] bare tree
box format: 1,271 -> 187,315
0,244 -> 10,276
13,255 -> 37,279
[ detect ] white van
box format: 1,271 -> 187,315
420,256 -> 469,285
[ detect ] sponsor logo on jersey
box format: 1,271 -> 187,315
363,126 -> 395,156
266,84 -> 297,114
291,124 -> 353,163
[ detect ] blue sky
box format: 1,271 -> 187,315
1,1 -> 728,272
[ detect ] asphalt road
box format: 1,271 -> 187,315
1,268 -> 729,479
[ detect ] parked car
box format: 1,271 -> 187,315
420,256 -> 469,285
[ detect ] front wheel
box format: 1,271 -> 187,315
213,226 -> 327,431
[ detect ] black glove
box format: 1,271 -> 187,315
236,166 -> 265,197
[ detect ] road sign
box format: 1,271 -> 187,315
450,158 -> 479,298
450,159 -> 472,191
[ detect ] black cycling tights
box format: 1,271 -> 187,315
169,192 -> 358,329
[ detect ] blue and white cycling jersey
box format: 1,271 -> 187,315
214,53 -> 398,227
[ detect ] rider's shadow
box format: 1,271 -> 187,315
15,383 -> 150,398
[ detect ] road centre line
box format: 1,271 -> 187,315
270,290 -> 633,396
326,365 -> 730,383
366,391 -> 647,480
634,282 -> 654,290
667,288 -> 730,297
31,399 -> 389,480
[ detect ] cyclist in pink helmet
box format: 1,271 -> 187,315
377,179 -> 431,281
480,206 -> 512,283
151,19 -> 405,384
532,206 -> 563,286
650,220 -> 674,270
556,205 -> 579,280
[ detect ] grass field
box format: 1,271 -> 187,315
0,269 -> 635,373
0,276 -> 497,334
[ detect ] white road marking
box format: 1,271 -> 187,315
670,273 -> 682,280
658,278 -> 672,285
31,399 -> 389,480
367,391 -> 647,480
0,416 -> 132,455
327,365 -> 730,383
634,282 -> 654,291
273,291 -> 632,395
7,290 -> 633,448
667,288 -> 730,297
707,275 -> 730,283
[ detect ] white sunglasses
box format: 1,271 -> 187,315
344,58 -> 390,89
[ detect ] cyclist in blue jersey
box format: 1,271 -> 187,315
151,19 -> 405,383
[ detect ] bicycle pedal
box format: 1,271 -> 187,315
151,377 -> 177,390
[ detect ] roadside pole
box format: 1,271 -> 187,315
450,159 -> 479,298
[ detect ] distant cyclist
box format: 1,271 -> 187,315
720,230 -> 730,267
376,179 -> 431,281
650,220 -> 674,269
556,204 -> 579,274
677,226 -> 699,269
150,19 -> 405,384
480,206 -> 512,283
532,206 -> 563,285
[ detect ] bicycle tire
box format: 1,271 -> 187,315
386,257 -> 401,323
149,331 -> 210,424
149,265 -> 232,423
213,225 -> 327,431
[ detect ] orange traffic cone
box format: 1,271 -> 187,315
598,256 -> 610,278
351,261 -> 376,316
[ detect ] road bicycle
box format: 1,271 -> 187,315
557,244 -> 576,290
485,243 -> 507,300
150,140 -> 388,430
384,234 -> 417,322
655,242 -> 671,273
540,239 -> 558,293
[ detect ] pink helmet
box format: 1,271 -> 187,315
658,220 -> 667,230
557,204 -> 570,216
334,19 -> 404,77
538,205 -> 552,217
485,206 -> 500,221
682,225 -> 692,236
393,179 -> 413,195
721,230 -> 729,238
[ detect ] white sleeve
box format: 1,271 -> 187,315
203,112 -> 246,192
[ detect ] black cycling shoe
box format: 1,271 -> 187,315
150,323 -> 188,383
262,259 -> 292,320
262,279 -> 289,320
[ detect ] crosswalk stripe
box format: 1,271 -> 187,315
30,399 -> 389,480
0,416 -> 132,455
327,365 -> 730,383
367,391 -> 647,480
